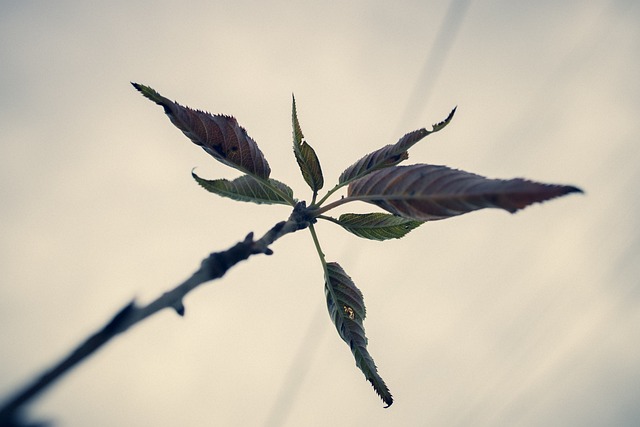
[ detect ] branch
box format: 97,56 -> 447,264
0,202 -> 312,426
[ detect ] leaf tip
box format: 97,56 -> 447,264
432,106 -> 457,131
501,182 -> 584,214
190,169 -> 210,191
131,82 -> 168,106
130,81 -> 150,95
371,376 -> 393,408
566,185 -> 584,195
541,182 -> 584,201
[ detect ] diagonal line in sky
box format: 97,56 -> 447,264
395,0 -> 472,135
263,305 -> 328,427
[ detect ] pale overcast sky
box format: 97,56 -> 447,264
1,1 -> 639,426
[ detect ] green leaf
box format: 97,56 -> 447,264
335,213 -> 423,241
347,164 -> 583,221
192,171 -> 294,205
132,83 -> 271,179
338,107 -> 456,185
292,95 -> 324,193
324,262 -> 393,407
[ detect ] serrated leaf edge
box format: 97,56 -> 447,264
324,262 -> 393,407
292,95 -> 324,193
335,213 -> 423,241
337,107 -> 457,186
192,171 -> 294,205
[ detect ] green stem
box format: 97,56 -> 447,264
313,183 -> 345,208
316,215 -> 341,226
310,196 -> 357,216
308,223 -> 337,319
308,223 -> 326,266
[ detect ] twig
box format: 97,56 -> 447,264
0,202 -> 312,426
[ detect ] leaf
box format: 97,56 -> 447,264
132,83 -> 271,179
335,213 -> 423,241
338,107 -> 456,185
292,95 -> 324,192
324,262 -> 393,407
192,171 -> 293,205
347,164 -> 582,221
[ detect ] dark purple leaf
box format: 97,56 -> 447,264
338,107 -> 456,185
132,83 -> 271,179
347,164 -> 582,221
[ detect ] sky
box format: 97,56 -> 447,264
1,0 -> 639,426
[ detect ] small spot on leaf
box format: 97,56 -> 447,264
344,305 -> 355,320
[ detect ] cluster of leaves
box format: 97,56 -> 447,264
132,83 -> 581,407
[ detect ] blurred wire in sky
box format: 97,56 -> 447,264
263,306 -> 328,427
395,0 -> 472,134
265,2 -> 472,424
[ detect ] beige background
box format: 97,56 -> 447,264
1,0 -> 638,425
